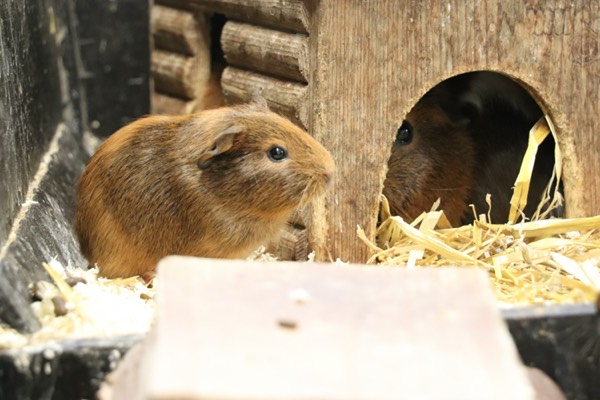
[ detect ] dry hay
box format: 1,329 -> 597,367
0,247 -> 281,349
0,260 -> 156,350
360,116 -> 600,306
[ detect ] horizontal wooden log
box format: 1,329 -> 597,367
151,49 -> 209,99
221,67 -> 308,128
152,5 -> 210,57
152,92 -> 197,115
156,0 -> 309,34
221,21 -> 308,83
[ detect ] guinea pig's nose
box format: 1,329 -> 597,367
322,164 -> 335,184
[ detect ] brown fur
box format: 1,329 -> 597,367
75,103 -> 335,278
383,96 -> 475,226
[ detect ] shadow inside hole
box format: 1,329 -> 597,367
383,71 -> 563,226
209,13 -> 227,76
198,12 -> 227,110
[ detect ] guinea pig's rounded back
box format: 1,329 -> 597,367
75,116 -> 188,270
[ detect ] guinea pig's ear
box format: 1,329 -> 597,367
197,125 -> 244,170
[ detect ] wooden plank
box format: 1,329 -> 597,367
103,257 -> 536,399
151,49 -> 209,99
221,67 -> 308,128
308,0 -> 600,263
152,5 -> 210,57
521,2 -> 600,218
526,368 -> 567,400
221,21 -> 309,83
156,0 -> 309,34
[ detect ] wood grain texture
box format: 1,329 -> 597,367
166,0 -> 310,33
221,66 -> 308,128
152,5 -> 209,57
132,257 -> 534,399
152,49 -> 209,99
0,0 -> 62,248
308,0 -> 600,263
221,21 -> 309,83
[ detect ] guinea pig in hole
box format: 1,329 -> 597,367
383,71 -> 563,226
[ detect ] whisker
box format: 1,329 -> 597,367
271,180 -> 318,261
297,177 -> 318,210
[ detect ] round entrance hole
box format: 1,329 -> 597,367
383,71 -> 562,225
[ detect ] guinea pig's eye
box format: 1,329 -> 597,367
395,121 -> 413,145
267,146 -> 288,162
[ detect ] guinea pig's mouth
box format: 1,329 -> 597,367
297,175 -> 330,206
321,168 -> 334,185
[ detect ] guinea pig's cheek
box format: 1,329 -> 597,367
262,159 -> 293,179
268,168 -> 301,197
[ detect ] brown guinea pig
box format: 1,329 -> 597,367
75,102 -> 335,278
383,72 -> 557,226
383,90 -> 476,226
